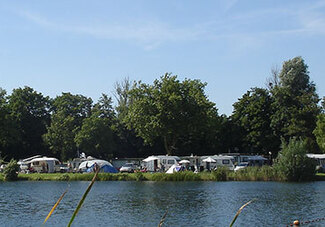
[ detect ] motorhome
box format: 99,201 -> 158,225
29,157 -> 61,173
200,155 -> 235,171
18,155 -> 42,173
142,155 -> 181,172
213,155 -> 235,170
307,154 -> 325,172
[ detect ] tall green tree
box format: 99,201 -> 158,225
75,95 -> 117,159
113,78 -> 147,158
0,88 -> 20,159
270,57 -> 320,152
44,93 -> 92,161
232,87 -> 279,155
113,77 -> 136,120
124,73 -> 217,155
7,87 -> 50,159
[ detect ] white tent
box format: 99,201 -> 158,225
166,164 -> 182,174
202,157 -> 216,163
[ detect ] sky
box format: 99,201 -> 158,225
0,0 -> 325,115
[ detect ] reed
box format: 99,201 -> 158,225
229,199 -> 256,227
67,168 -> 100,227
158,209 -> 168,227
43,189 -> 68,225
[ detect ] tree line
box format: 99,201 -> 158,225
0,56 -> 324,162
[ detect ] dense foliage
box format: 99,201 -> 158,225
232,87 -> 279,156
123,73 -> 218,155
274,138 -> 316,181
0,56 -> 323,162
3,159 -> 19,181
314,114 -> 325,152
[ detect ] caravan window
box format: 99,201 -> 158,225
55,161 -> 60,165
222,160 -> 230,165
162,159 -> 166,164
33,161 -> 39,166
242,157 -> 248,162
167,160 -> 175,165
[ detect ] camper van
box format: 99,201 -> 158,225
143,155 -> 181,172
29,157 -> 61,173
200,155 -> 235,171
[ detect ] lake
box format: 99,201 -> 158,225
1,181 -> 325,226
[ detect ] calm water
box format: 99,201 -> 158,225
1,181 -> 325,227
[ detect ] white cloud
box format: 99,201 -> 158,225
13,1 -> 325,51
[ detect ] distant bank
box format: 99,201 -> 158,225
1,167 -> 325,182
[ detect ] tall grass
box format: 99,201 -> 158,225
228,166 -> 281,181
9,166 -> 313,182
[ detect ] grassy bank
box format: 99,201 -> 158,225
0,166 -> 321,182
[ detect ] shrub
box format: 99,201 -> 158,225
59,173 -> 70,181
212,167 -> 229,181
134,172 -> 146,181
274,138 -> 316,181
3,159 -> 19,181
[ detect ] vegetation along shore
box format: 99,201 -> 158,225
0,56 -> 325,184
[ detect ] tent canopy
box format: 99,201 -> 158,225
202,157 -> 217,163
79,159 -> 118,173
142,156 -> 159,162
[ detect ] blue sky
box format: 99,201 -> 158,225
0,0 -> 325,115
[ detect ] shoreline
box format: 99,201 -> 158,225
1,171 -> 325,182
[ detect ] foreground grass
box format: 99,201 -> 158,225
0,166 -> 321,182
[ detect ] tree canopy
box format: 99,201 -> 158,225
232,87 -> 279,155
124,73 -> 217,155
0,56 -> 322,161
270,57 -> 320,152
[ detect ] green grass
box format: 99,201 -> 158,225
0,168 -> 322,182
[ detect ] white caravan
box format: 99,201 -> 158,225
201,155 -> 235,171
29,157 -> 61,173
142,155 -> 181,172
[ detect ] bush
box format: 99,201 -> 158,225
274,138 -> 316,181
3,159 -> 19,181
134,172 -> 146,181
212,167 -> 229,181
59,173 -> 70,181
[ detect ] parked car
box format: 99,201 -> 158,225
59,164 -> 69,173
119,163 -> 136,173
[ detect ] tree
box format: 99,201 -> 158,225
3,159 -> 19,181
124,73 -> 217,155
314,114 -> 325,152
7,87 -> 51,159
75,95 -> 117,159
44,93 -> 92,161
275,138 -> 315,181
270,57 -> 320,152
232,87 -> 279,155
0,88 -> 20,159
113,77 -> 136,120
113,78 -> 147,158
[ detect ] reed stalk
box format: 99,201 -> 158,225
67,168 -> 100,227
229,199 -> 256,227
158,209 -> 168,227
43,189 -> 68,225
